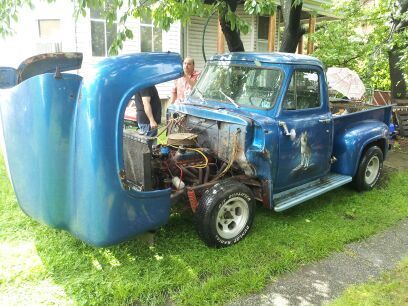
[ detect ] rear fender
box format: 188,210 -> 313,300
331,120 -> 389,176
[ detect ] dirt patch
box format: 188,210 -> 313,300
393,136 -> 408,153
376,165 -> 394,189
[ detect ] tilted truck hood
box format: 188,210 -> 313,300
0,52 -> 183,246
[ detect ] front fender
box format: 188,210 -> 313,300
245,122 -> 279,209
331,120 -> 389,176
0,52 -> 183,246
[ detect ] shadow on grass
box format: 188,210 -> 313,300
16,170 -> 408,304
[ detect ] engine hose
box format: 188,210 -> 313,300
168,145 -> 209,168
199,168 -> 203,184
204,165 -> 210,183
180,166 -> 198,179
211,129 -> 240,181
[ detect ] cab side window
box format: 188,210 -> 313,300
283,70 -> 320,110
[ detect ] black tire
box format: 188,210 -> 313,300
195,180 -> 255,248
353,146 -> 383,191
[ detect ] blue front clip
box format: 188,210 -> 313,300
0,52 -> 183,246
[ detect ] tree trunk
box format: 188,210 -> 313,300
389,48 -> 407,99
279,0 -> 306,53
388,0 -> 408,99
219,16 -> 245,52
219,0 -> 244,52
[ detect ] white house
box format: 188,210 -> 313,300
0,0 -> 332,98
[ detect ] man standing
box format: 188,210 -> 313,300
134,86 -> 161,137
171,57 -> 200,103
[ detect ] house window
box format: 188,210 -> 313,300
90,6 -> 117,57
37,19 -> 62,52
257,16 -> 269,52
38,19 -> 60,40
140,15 -> 162,52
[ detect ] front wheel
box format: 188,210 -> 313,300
353,146 -> 384,191
195,180 -> 255,248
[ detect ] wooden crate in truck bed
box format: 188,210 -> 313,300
395,109 -> 408,136
394,99 -> 408,136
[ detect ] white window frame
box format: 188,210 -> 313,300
38,19 -> 61,40
257,16 -> 269,52
90,7 -> 117,57
37,19 -> 62,53
140,17 -> 162,52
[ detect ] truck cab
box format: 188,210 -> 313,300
174,53 -> 333,193
163,53 -> 390,246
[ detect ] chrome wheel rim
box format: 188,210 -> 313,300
216,197 -> 249,239
365,155 -> 380,185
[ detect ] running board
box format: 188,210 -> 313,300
273,173 -> 352,212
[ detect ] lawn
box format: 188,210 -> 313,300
1,155 -> 408,305
332,257 -> 408,306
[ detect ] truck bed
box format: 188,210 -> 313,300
331,101 -> 381,114
331,103 -> 392,133
330,103 -> 392,177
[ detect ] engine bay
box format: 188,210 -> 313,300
122,112 -> 247,202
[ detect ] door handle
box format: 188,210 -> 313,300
319,118 -> 331,124
278,121 -> 296,141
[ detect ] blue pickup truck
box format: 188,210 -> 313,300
0,52 -> 391,247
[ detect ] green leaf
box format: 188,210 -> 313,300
125,28 -> 133,39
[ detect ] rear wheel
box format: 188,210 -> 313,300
195,180 -> 255,247
353,146 -> 383,191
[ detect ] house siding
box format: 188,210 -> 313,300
0,0 -> 180,99
1,0 -> 332,96
0,0 -> 77,67
185,5 -> 257,72
77,7 -> 181,99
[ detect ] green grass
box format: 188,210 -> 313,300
331,257 -> 408,306
1,156 -> 408,305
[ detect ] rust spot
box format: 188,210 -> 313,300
17,52 -> 83,83
261,180 -> 272,209
119,169 -> 129,190
262,149 -> 271,159
187,189 -> 199,213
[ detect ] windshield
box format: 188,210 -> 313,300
191,64 -> 283,109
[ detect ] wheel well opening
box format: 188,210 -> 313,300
355,138 -> 386,177
362,138 -> 386,158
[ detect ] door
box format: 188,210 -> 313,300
274,67 -> 332,192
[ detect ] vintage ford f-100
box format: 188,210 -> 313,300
0,52 -> 391,247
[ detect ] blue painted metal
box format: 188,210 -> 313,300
0,51 -> 393,245
209,52 -> 325,69
331,111 -> 390,176
274,65 -> 333,192
274,173 -> 352,212
0,67 -> 17,88
176,53 -> 391,209
168,101 -> 279,183
168,103 -> 254,126
0,52 -> 183,246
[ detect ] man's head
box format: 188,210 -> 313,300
183,57 -> 195,76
